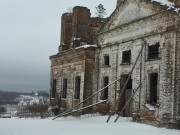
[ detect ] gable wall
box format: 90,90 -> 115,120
96,0 -> 180,127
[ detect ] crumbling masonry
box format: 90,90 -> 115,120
49,6 -> 104,113
50,0 -> 180,129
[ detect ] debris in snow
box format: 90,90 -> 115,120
48,105 -> 59,116
144,103 -> 155,111
75,45 -> 97,49
176,116 -> 180,120
174,8 -> 180,13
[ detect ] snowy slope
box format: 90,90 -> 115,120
18,95 -> 47,106
0,115 -> 179,135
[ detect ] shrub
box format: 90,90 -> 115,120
0,106 -> 6,113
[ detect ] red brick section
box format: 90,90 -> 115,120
61,13 -> 73,51
88,17 -> 105,44
72,6 -> 90,43
60,6 -> 105,52
84,49 -> 95,106
49,5 -> 105,114
175,0 -> 180,7
59,50 -> 86,65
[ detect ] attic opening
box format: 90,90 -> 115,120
149,73 -> 158,105
62,78 -> 67,98
122,50 -> 131,64
74,76 -> 81,99
148,42 -> 159,60
101,76 -> 109,100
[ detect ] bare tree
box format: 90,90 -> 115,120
68,7 -> 73,13
0,106 -> 6,113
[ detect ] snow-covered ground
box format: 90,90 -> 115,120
0,115 -> 179,135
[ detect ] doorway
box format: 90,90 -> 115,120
119,74 -> 132,117
149,73 -> 158,105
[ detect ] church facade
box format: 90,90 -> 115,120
50,0 -> 180,129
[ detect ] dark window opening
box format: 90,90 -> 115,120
126,78 -> 132,89
148,43 -> 159,59
149,73 -> 158,105
121,74 -> 132,90
74,76 -> 81,99
101,77 -> 109,100
52,79 -> 57,98
122,50 -> 131,64
104,55 -> 109,66
74,40 -> 80,47
62,78 -> 67,98
81,36 -> 87,42
119,74 -> 133,116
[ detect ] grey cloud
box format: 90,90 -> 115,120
0,0 -> 116,92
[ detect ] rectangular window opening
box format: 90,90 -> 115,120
148,42 -> 159,60
74,40 -> 80,47
52,79 -> 57,98
74,76 -> 81,99
149,73 -> 158,105
62,78 -> 67,98
121,74 -> 132,90
126,78 -> 132,89
101,77 -> 109,100
104,55 -> 109,66
122,50 -> 131,64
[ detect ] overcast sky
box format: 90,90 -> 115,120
0,0 -> 116,92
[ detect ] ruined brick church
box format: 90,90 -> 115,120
50,0 -> 180,129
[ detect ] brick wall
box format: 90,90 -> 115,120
53,47 -> 96,112
96,0 -> 180,128
60,13 -> 73,51
72,6 -> 90,43
60,6 -> 104,51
